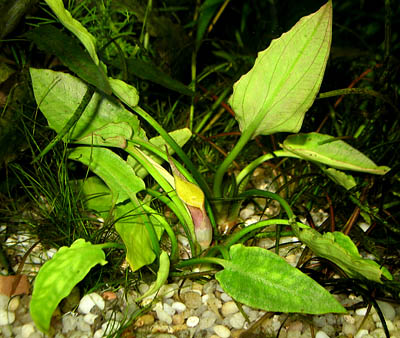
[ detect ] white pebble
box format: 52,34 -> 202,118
172,301 -> 186,313
20,323 -> 35,338
202,294 -> 209,304
163,302 -> 176,316
159,284 -> 178,298
0,309 -> 15,325
102,320 -> 121,335
213,324 -> 231,338
376,319 -> 395,331
0,295 -> 10,310
230,312 -> 245,329
355,329 -> 370,338
83,313 -> 98,325
62,313 -> 78,333
155,307 -> 172,324
342,322 -> 356,336
187,316 -> 200,327
138,283 -> 150,294
221,301 -> 238,317
315,331 -> 330,338
8,297 -> 19,312
220,293 -> 232,302
93,329 -> 105,338
376,300 -> 396,321
78,293 -> 105,314
356,307 -> 369,316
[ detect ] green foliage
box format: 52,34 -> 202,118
12,0 -> 395,334
30,239 -> 108,333
216,244 -> 346,314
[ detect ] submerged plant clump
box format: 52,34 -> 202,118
1,0 -> 398,336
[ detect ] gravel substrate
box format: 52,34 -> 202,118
1,276 -> 400,338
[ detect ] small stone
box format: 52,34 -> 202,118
370,328 -> 386,338
342,322 -> 356,336
155,307 -> 172,324
356,307 -> 369,316
172,301 -> 186,313
376,319 -> 395,331
93,329 -> 105,338
187,316 -> 200,327
182,291 -> 202,309
199,311 -> 218,330
135,313 -> 155,327
354,329 -> 370,338
221,301 -> 239,317
160,284 -> 178,298
8,296 -> 19,311
76,316 -> 91,332
172,313 -> 185,325
78,293 -> 105,314
0,295 -> 10,310
20,323 -> 35,338
83,313 -> 98,325
343,314 -> 356,324
230,312 -> 245,329
102,291 -> 117,300
376,300 -> 396,321
0,309 -> 15,325
62,313 -> 78,333
102,319 -> 121,335
315,331 -> 330,338
138,283 -> 150,294
220,293 -> 232,302
163,302 -> 176,316
214,324 -> 231,338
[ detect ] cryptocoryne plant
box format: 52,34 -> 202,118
27,0 -> 392,333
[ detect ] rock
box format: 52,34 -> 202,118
83,313 -> 98,325
163,302 -> 176,316
0,295 -> 10,310
342,322 -> 356,336
78,293 -> 105,314
61,313 -> 78,333
102,319 -> 121,335
172,301 -> 186,313
376,300 -> 396,321
315,330 -> 330,338
0,309 -> 15,325
213,324 -> 231,338
199,311 -> 218,330
221,301 -> 239,317
220,293 -> 232,302
356,307 -> 369,316
20,323 -> 35,338
230,312 -> 245,329
172,313 -> 185,325
186,316 -> 200,327
182,291 -> 202,309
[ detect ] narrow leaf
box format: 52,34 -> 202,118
26,25 -> 111,94
30,239 -> 107,333
229,1 -> 332,137
282,133 -> 390,175
216,244 -> 346,314
44,0 -> 99,65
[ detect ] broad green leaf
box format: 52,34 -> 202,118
30,68 -> 146,142
25,26 -> 111,94
282,133 -> 391,175
321,167 -> 357,190
136,250 -> 170,302
76,123 -> 132,148
216,244 -> 346,314
109,77 -> 139,107
30,239 -> 107,333
68,147 -> 145,203
229,1 -> 332,138
128,128 -> 192,179
44,0 -> 99,66
293,225 -> 392,283
125,58 -> 194,96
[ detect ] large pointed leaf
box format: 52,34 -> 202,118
229,1 -> 332,138
216,244 -> 346,314
26,25 -> 111,94
30,68 -> 145,143
282,132 -> 390,175
30,239 -> 107,333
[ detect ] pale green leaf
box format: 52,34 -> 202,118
44,0 -> 99,65
229,1 -> 332,137
30,68 -> 146,142
109,77 -> 139,108
321,167 -> 357,190
30,239 -> 107,333
282,133 -> 390,175
216,244 -> 346,314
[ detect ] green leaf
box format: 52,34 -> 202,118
26,25 -> 111,94
229,1 -> 332,138
136,250 -> 170,302
126,58 -> 194,96
294,225 -> 393,283
109,77 -> 139,107
68,147 -> 145,204
321,167 -> 357,190
44,0 -> 99,66
30,68 -> 146,143
282,133 -> 391,175
196,0 -> 225,45
30,239 -> 107,333
216,244 -> 346,314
